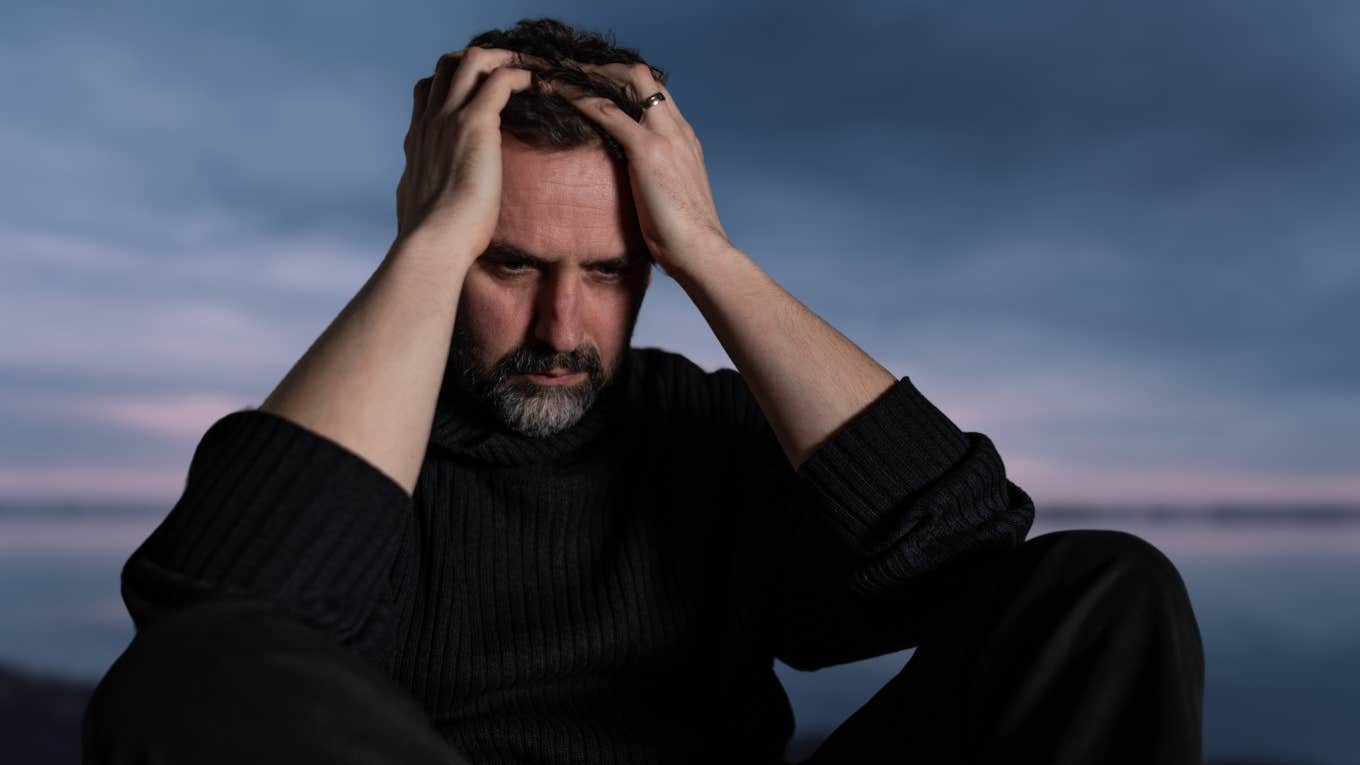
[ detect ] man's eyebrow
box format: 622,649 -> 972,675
482,240 -> 640,269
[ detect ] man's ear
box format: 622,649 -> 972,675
646,268 -> 652,287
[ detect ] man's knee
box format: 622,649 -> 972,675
1039,529 -> 1186,590
84,596 -> 465,765
82,598 -> 324,762
1029,529 -> 1201,637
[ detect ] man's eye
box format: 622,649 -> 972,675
493,261 -> 623,279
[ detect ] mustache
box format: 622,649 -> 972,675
506,347 -> 601,376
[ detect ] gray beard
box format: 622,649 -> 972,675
445,321 -> 605,439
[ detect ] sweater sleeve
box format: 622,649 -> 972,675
119,407 -> 416,666
721,372 -> 1035,672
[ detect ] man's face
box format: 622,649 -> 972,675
447,132 -> 652,437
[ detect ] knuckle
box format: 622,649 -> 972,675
631,62 -> 653,80
485,65 -> 528,88
462,46 -> 491,65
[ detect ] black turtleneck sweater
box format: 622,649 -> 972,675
120,345 -> 1035,764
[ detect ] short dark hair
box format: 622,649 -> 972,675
465,17 -> 668,163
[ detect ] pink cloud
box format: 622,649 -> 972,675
2,391 -> 253,439
74,393 -> 253,438
0,466 -> 186,504
1008,455 -> 1360,506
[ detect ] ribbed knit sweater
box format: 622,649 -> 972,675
120,345 -> 1036,764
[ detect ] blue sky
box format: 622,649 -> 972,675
2,0 -> 1357,507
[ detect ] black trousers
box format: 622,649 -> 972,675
82,529 -> 1204,764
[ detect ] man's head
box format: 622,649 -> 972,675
444,18 -> 663,438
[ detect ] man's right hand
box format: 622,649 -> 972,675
395,47 -> 549,262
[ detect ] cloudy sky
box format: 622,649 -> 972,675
2,0 -> 1356,508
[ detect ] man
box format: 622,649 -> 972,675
82,17 -> 1204,765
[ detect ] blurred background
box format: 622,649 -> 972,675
3,1 -> 1358,763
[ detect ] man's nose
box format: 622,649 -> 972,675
532,272 -> 584,354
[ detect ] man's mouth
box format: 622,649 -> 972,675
520,369 -> 586,384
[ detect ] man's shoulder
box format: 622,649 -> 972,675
627,346 -> 758,426
629,345 -> 721,381
628,345 -> 743,393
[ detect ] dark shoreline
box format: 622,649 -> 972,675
1034,504 -> 1360,524
6,498 -> 1360,522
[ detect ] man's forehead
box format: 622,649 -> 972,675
496,138 -> 644,264
501,135 -> 621,185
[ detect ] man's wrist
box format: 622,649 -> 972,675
390,220 -> 482,274
667,236 -> 745,291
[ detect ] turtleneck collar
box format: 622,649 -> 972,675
428,346 -> 642,466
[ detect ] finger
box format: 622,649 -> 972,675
410,76 -> 432,126
566,94 -> 651,153
424,49 -> 466,119
573,61 -> 682,135
445,47 -> 551,116
405,76 -> 432,155
459,65 -> 536,130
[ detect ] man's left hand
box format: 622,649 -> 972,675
559,63 -> 732,278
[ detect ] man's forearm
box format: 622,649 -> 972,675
671,242 -> 897,470
259,225 -> 474,496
